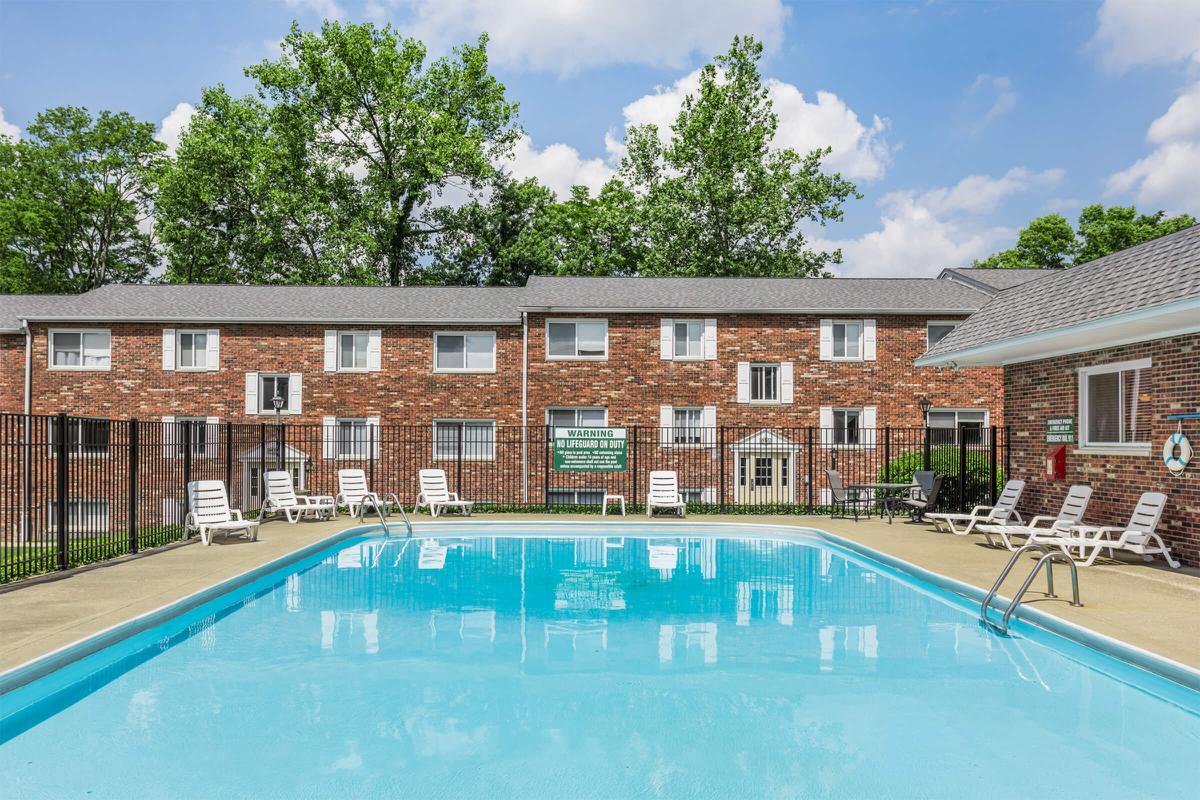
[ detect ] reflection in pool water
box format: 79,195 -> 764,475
2,529 -> 1199,799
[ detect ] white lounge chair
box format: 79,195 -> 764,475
976,485 -> 1092,550
927,479 -> 1025,535
262,470 -> 336,523
336,468 -> 400,520
185,480 -> 259,546
1045,492 -> 1179,568
414,468 -> 474,517
647,471 -> 686,517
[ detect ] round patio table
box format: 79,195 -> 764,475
847,482 -> 917,524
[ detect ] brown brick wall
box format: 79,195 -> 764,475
0,334 -> 24,413
1004,334 -> 1200,566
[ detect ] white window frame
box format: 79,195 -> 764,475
48,328 -> 111,371
433,419 -> 496,462
335,418 -> 371,460
175,330 -> 210,371
831,321 -> 864,361
174,417 -> 210,457
671,407 -> 703,444
926,320 -> 960,351
749,363 -> 779,403
548,488 -> 606,506
1077,358 -> 1153,455
433,331 -> 497,373
50,417 -> 112,458
336,330 -> 371,373
47,498 -> 110,534
259,373 -> 293,414
546,407 -> 608,428
672,320 -> 705,360
832,408 -> 863,446
545,318 -> 608,361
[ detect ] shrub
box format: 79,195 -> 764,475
878,446 -> 1004,510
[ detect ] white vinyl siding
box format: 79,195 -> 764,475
819,319 -> 875,362
1078,359 -> 1152,452
49,329 -> 111,371
434,332 -> 496,372
434,420 -> 495,461
546,319 -> 607,360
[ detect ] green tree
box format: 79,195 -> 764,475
973,213 -> 1076,269
532,181 -> 644,278
0,107 -> 165,293
242,21 -> 520,286
618,36 -> 858,278
1075,204 -> 1195,265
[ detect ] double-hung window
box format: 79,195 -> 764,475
672,407 -> 702,444
50,330 -> 110,370
547,408 -> 607,428
926,409 -> 987,445
53,418 -> 111,456
674,321 -> 704,359
47,499 -> 109,533
434,420 -> 495,461
339,332 -> 369,371
260,374 -> 291,413
434,332 -> 496,372
750,364 -> 779,402
547,319 -> 607,359
177,331 -> 209,370
832,321 -> 862,360
173,417 -> 210,457
337,418 -> 370,459
833,409 -> 862,446
1079,359 -> 1151,451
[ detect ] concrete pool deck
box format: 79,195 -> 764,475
2,513 -> 1198,675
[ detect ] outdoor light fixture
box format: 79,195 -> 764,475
918,396 -> 932,425
272,392 -> 284,469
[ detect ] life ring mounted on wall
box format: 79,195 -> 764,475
1163,431 -> 1192,476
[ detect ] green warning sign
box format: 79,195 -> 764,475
552,427 -> 627,472
1045,417 -> 1075,444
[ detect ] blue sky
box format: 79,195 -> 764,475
3,0 -> 1199,277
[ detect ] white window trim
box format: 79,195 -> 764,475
433,419 -> 497,462
831,407 -> 864,447
334,417 -> 371,460
545,318 -> 609,361
49,418 -> 113,458
925,408 -> 990,427
545,407 -> 608,427
671,319 -> 706,361
830,320 -> 866,362
336,330 -> 372,373
175,329 -> 211,372
749,363 -> 781,404
48,328 -> 112,372
433,330 -> 498,374
255,372 -> 301,416
1076,357 -> 1153,455
926,320 -> 961,351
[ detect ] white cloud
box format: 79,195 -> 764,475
283,0 -> 345,18
155,102 -> 196,157
1146,83 -> 1200,144
817,168 -> 1065,278
617,68 -> 892,181
504,135 -> 612,197
964,74 -> 1017,132
1107,81 -> 1200,212
0,106 -> 19,140
1091,0 -> 1200,72
381,0 -> 789,75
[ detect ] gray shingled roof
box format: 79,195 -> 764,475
939,267 -> 1059,294
521,276 -> 989,313
0,294 -> 76,332
923,224 -> 1200,361
14,284 -> 527,325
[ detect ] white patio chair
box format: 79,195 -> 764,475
1045,492 -> 1179,568
336,468 -> 400,520
647,470 -> 686,517
976,485 -> 1092,550
927,479 -> 1025,535
414,468 -> 474,517
185,480 -> 259,546
261,470 -> 336,524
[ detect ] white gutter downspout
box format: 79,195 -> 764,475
21,318 -> 31,542
521,311 -> 529,504
22,319 -> 31,415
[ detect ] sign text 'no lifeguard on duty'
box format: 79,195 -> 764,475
552,427 -> 627,472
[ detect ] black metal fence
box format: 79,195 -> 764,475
0,414 -> 1008,583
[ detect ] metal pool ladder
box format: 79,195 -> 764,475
980,543 -> 1081,635
361,498 -> 412,537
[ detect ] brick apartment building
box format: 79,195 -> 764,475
919,225 -> 1200,566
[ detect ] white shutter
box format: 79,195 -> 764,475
162,416 -> 175,458
367,416 -> 381,458
819,319 -> 833,361
819,406 -> 833,447
701,487 -> 717,503
863,319 -> 877,361
367,330 -> 382,372
206,329 -> 220,371
703,318 -> 717,360
736,362 -> 750,403
780,362 -> 794,404
289,373 -> 303,413
162,329 -> 176,371
660,319 -> 673,360
660,404 -> 673,447
702,405 -> 717,447
245,373 -> 259,415
861,406 -> 877,449
163,498 -> 183,525
324,330 -> 337,372
322,416 -> 337,459
205,417 -> 220,459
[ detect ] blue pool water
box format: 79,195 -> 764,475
2,524 -> 1198,799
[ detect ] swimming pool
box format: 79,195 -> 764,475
1,523 -> 1198,799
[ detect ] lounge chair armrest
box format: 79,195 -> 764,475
968,504 -> 990,516
447,492 -> 461,501
229,509 -> 244,521
1025,515 -> 1059,529
1070,524 -> 1126,536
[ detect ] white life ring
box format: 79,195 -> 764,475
1163,432 -> 1192,475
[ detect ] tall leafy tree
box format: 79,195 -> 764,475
972,213 -> 1077,269
618,36 -> 858,278
0,107 -> 165,293
242,21 -> 520,286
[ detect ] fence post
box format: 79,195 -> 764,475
258,423 -> 266,511
989,426 -> 998,506
957,427 -> 967,512
884,426 -> 891,483
369,423 -> 377,490
806,426 -> 814,514
128,418 -> 139,555
922,425 -> 931,472
631,425 -> 639,512
455,422 -> 464,497
182,422 -> 193,514
543,425 -> 551,510
718,426 -> 726,513
55,413 -> 68,571
225,421 -> 233,494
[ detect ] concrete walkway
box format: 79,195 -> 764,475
2,513 -> 1198,674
